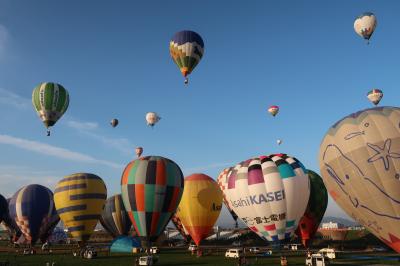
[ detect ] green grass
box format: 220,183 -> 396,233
0,249 -> 399,266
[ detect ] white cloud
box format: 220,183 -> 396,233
0,134 -> 123,169
0,88 -> 31,109
66,119 -> 133,155
66,120 -> 99,131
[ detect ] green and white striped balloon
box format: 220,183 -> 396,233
32,82 -> 69,133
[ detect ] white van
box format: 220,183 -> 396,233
225,248 -> 243,258
306,253 -> 330,266
318,248 -> 336,259
138,256 -> 158,265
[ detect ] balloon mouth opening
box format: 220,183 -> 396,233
181,68 -> 189,77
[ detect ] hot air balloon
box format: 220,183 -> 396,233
367,89 -> 383,106
277,139 -> 282,145
8,184 -> 59,246
268,106 -> 279,117
171,213 -> 192,242
175,174 -> 222,247
110,119 -> 119,128
296,170 -> 328,248
319,106 -> 400,253
0,194 -> 8,224
121,156 -> 184,247
145,112 -> 161,127
100,194 -> 132,238
135,147 -> 143,158
223,154 -> 310,244
354,12 -> 377,44
1,198 -> 22,243
32,82 -> 69,136
54,173 -> 107,247
217,168 -> 239,228
170,30 -> 204,84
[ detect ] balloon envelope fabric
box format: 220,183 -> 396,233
121,156 -> 184,242
223,154 -> 310,243
100,194 -> 132,238
54,173 -> 107,244
9,184 -> 59,245
110,236 -> 141,253
319,106 -> 400,253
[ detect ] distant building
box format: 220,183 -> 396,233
321,222 -> 345,229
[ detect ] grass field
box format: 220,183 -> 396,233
0,248 -> 399,266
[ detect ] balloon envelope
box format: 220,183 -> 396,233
170,30 -> 204,79
32,82 -> 69,129
223,154 -> 310,243
110,119 -> 119,127
171,213 -> 192,242
121,156 -> 184,242
296,170 -> 328,248
367,89 -> 383,106
217,168 -> 239,226
0,194 -> 8,224
354,12 -> 377,41
319,106 -> 400,252
135,147 -> 143,158
268,106 -> 279,117
100,194 -> 132,238
54,173 -> 107,244
145,112 -> 160,127
175,174 -> 222,246
9,184 -> 59,245
110,236 -> 141,253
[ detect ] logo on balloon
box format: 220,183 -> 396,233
230,189 -> 286,208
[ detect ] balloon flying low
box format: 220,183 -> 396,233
170,30 -> 204,84
319,106 -> 400,252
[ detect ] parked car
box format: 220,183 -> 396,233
306,253 -> 330,266
225,248 -> 243,258
188,244 -> 197,251
138,255 -> 158,266
248,247 -> 260,253
261,250 -> 273,256
150,247 -> 159,254
318,248 -> 336,259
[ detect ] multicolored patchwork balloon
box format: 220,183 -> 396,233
217,168 -> 239,228
32,82 -> 69,136
295,170 -> 328,248
367,89 -> 383,106
319,106 -> 400,253
100,194 -> 132,238
354,12 -> 377,43
175,173 -> 222,246
222,154 -> 310,244
9,184 -> 59,245
54,173 -> 107,245
170,30 -> 204,84
121,156 -> 184,243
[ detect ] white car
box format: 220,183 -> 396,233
188,244 -> 197,251
306,253 -> 329,266
149,247 -> 159,254
138,256 -> 157,266
318,248 -> 335,259
225,248 -> 243,258
248,247 -> 260,253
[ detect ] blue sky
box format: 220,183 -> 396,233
0,0 -> 399,226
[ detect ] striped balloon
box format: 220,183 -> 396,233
121,156 -> 184,242
9,184 -> 59,245
32,82 -> 69,133
1,198 -> 22,242
170,30 -> 204,83
100,194 -> 132,238
54,173 -> 107,244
